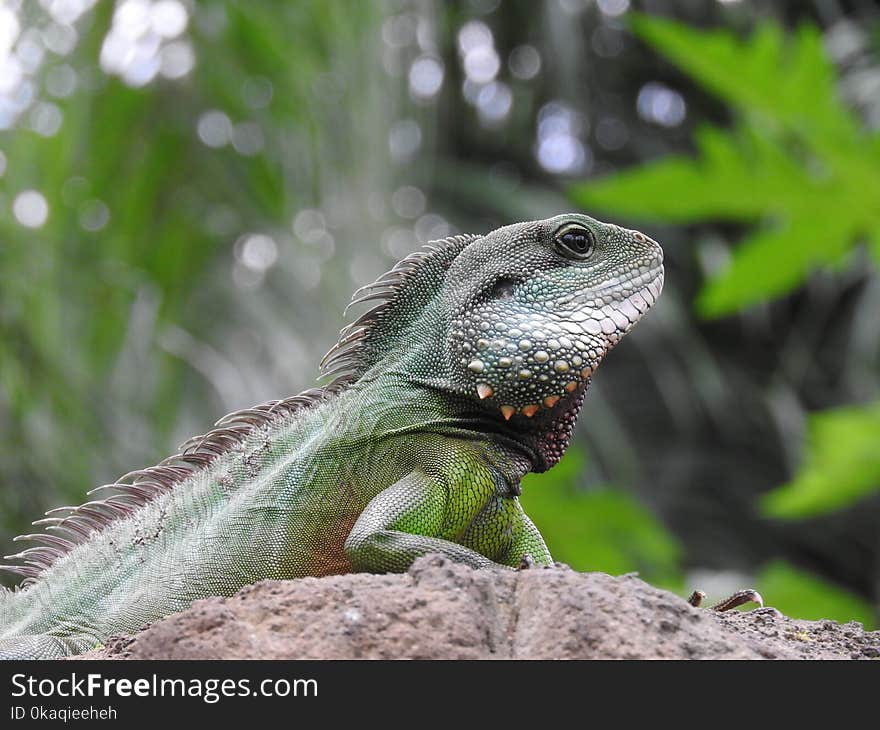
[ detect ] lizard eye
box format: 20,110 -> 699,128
554,224 -> 595,260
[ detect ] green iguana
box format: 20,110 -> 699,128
0,214 -> 663,659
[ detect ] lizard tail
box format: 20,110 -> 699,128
0,632 -> 93,660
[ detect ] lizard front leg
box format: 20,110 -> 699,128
495,507 -> 552,568
344,470 -> 498,571
459,494 -> 552,568
344,467 -> 551,572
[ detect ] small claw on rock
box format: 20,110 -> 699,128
711,589 -> 764,612
518,554 -> 536,570
688,588 -> 765,612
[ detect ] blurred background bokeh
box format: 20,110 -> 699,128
1,0 -> 879,626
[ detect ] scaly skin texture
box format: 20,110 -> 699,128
0,214 -> 663,658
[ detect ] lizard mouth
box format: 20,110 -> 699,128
615,266 -> 664,334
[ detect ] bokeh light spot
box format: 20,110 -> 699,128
197,109 -> 232,147
408,55 -> 444,100
535,101 -> 590,175
388,118 -> 422,163
509,45 -> 541,80
476,81 -> 512,126
391,186 -> 426,219
79,199 -> 110,231
150,0 -> 188,39
13,189 -> 49,228
101,0 -> 192,86
45,64 -> 78,97
29,101 -> 62,136
242,76 -> 273,110
236,233 -> 278,272
637,82 -> 686,127
159,39 -> 194,79
293,208 -> 325,240
231,121 -> 264,156
597,0 -> 630,17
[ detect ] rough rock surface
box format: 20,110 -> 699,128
74,555 -> 879,660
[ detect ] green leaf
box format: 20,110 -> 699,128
756,561 -> 875,628
762,402 -> 880,518
870,224 -> 880,262
628,16 -> 861,156
521,449 -> 681,585
573,124 -> 807,224
697,215 -> 856,316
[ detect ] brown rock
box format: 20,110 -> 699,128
71,555 -> 880,660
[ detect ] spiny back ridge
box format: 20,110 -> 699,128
0,391 -> 328,586
0,234 -> 478,588
319,234 -> 478,386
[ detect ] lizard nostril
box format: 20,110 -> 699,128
490,277 -> 518,300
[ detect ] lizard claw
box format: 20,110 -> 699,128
518,554 -> 536,570
688,588 -> 765,612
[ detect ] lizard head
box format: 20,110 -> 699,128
323,213 -> 662,467
442,213 -> 663,426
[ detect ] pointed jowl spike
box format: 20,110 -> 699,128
476,383 -> 493,400
500,405 -> 516,421
521,404 -> 540,418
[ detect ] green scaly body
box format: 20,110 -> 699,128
0,215 -> 663,658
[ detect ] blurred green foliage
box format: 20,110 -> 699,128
570,14 -> 880,621
0,0 -> 387,551
524,451 -> 876,627
762,402 -> 880,517
571,15 -> 880,318
521,449 -> 682,588
755,561 -> 874,627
